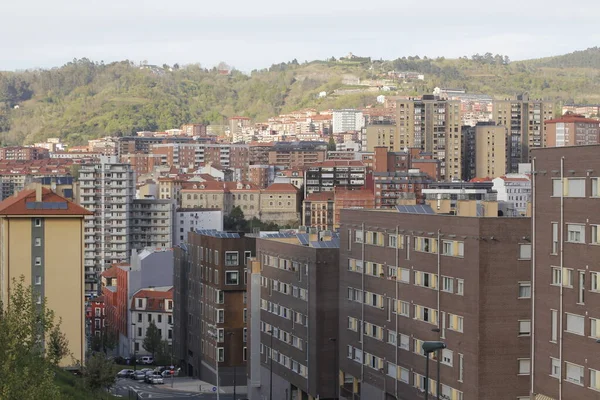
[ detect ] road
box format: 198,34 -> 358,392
113,378 -> 244,400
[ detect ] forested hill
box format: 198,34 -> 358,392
1,47 -> 600,146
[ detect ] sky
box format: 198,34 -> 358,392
2,0 -> 599,72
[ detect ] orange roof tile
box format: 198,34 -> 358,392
131,287 -> 173,312
0,187 -> 92,216
263,183 -> 298,193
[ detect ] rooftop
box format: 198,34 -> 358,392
0,187 -> 92,216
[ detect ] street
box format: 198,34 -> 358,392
113,378 -> 245,400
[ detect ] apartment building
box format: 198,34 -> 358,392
338,207 -> 532,399
303,192 -> 335,231
181,123 -> 208,137
130,198 -> 174,250
247,232 -> 340,400
304,160 -> 366,195
530,145 -> 600,400
180,181 -> 261,218
267,141 -> 327,169
130,286 -> 174,357
333,109 -> 365,134
117,135 -> 195,157
174,208 -> 223,247
396,95 -> 462,181
79,156 -> 136,297
544,113 -> 600,147
102,248 -> 174,357
365,121 -> 398,152
0,186 -> 91,366
86,295 -> 106,338
0,146 -> 49,161
492,94 -> 554,172
492,175 -> 531,217
259,183 -> 300,225
173,229 -> 255,385
461,122 -> 507,181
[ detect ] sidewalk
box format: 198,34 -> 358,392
165,377 -> 248,395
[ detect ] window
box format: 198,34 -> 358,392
148,314 -> 152,323
34,275 -> 42,285
414,305 -> 438,325
456,279 -> 464,295
168,315 -> 172,324
552,222 -> 558,254
225,271 -> 239,285
592,225 -> 600,245
415,271 -> 437,289
216,309 -> 224,323
591,318 -> 600,339
579,271 -> 585,303
214,250 -> 219,265
448,314 -> 464,333
554,178 -> 586,197
592,178 -> 600,197
551,309 -> 558,342
34,237 -> 42,247
399,367 -> 410,383
590,368 -> 600,391
592,272 -> 600,292
348,317 -> 358,332
216,290 -> 224,304
565,362 -> 584,385
243,308 -> 247,323
550,358 -> 560,378
519,244 -> 532,260
388,234 -> 397,248
138,327 -> 142,336
388,330 -> 397,345
518,359 -> 531,375
217,328 -> 224,342
158,315 -> 162,323
518,282 -> 531,298
414,237 -> 437,253
243,328 -> 247,343
399,334 -> 410,350
34,257 -> 41,266
458,353 -> 464,382
399,268 -> 410,283
566,313 -> 585,335
217,347 -> 224,362
137,313 -> 142,322
34,218 -> 42,227
567,224 -> 585,243
563,268 -> 573,287
225,251 -> 239,266
355,229 -> 363,243
519,320 -> 531,336
441,348 -> 453,366
551,267 -> 562,285
442,277 -> 453,293
243,347 -> 247,361
397,300 -> 410,317
387,363 -> 397,378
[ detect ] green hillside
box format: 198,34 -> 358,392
1,48 -> 600,146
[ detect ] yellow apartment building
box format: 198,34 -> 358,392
0,185 -> 91,367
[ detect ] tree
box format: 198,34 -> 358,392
0,276 -> 62,399
154,340 -> 172,366
327,134 -> 336,151
90,328 -> 118,354
47,320 -> 70,366
224,206 -> 248,232
82,352 -> 116,395
142,320 -> 162,359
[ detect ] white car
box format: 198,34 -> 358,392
150,374 -> 164,384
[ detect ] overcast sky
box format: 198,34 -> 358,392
1,0 -> 598,71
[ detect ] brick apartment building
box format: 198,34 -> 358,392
338,207 -> 532,400
173,229 -> 255,386
544,113 -> 600,147
0,146 -> 49,161
531,145 -> 600,399
267,141 -> 327,169
304,160 -> 367,195
246,232 -> 340,400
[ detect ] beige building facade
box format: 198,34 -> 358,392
475,124 -> 507,178
0,186 -> 91,367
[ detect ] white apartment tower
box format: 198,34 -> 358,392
332,109 -> 365,133
79,156 -> 135,297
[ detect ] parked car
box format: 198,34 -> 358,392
117,369 -> 134,378
132,371 -> 146,381
149,374 -> 164,384
139,356 -> 154,365
143,371 -> 156,383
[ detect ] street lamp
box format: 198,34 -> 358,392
422,341 -> 446,400
207,323 -> 220,400
169,323 -> 175,388
328,338 -> 338,399
268,329 -> 274,400
131,322 -> 137,371
228,332 -> 237,400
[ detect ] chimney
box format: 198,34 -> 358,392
35,184 -> 42,202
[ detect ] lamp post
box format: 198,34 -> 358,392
432,328 -> 441,398
422,341 -> 446,400
228,332 -> 237,400
328,338 -> 338,399
268,329 -> 274,400
206,323 -> 220,400
169,323 -> 175,388
131,323 -> 137,371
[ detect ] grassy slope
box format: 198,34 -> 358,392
1,48 -> 600,146
54,368 -> 119,400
